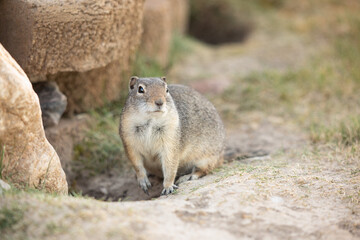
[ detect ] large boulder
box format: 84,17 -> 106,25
0,0 -> 145,113
189,0 -> 253,45
0,44 -> 68,194
0,0 -> 145,77
169,0 -> 189,34
47,59 -> 128,114
140,0 -> 189,67
140,0 -> 172,67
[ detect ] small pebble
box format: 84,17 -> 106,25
270,196 -> 284,204
0,179 -> 11,195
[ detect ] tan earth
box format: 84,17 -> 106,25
140,0 -> 172,67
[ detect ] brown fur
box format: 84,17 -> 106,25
119,77 -> 225,195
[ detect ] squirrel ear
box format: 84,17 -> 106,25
161,76 -> 166,82
129,76 -> 138,90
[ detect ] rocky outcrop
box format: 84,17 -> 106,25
189,0 -> 253,45
169,0 -> 189,34
0,0 -> 144,77
47,60 -> 128,114
140,0 -> 189,67
0,44 -> 68,194
0,0 -> 145,113
140,0 -> 172,67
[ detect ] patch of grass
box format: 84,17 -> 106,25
3,180 -> 59,199
221,11 -> 360,134
132,54 -> 165,77
72,99 -> 128,177
218,0 -> 360,135
69,190 -> 84,198
311,116 -> 360,145
43,222 -> 66,237
334,16 -> 360,84
39,151 -> 57,191
133,34 -> 195,78
0,206 -> 24,232
337,119 -> 360,146
222,65 -> 341,117
73,108 -> 128,176
168,34 -> 195,68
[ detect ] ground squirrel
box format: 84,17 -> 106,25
119,76 -> 225,195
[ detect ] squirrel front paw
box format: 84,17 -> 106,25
138,177 -> 152,195
161,184 -> 178,195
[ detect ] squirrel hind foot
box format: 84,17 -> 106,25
175,170 -> 205,185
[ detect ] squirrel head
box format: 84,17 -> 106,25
128,76 -> 171,115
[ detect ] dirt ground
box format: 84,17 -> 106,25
78,111 -> 307,202
1,2 -> 360,239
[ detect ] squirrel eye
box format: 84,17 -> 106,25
166,88 -> 169,93
138,86 -> 144,94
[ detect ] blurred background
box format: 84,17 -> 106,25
0,0 -> 359,200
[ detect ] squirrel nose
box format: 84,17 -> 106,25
155,99 -> 164,107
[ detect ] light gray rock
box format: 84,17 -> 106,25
0,179 -> 10,195
33,81 -> 67,128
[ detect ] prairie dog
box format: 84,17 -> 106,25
119,76 -> 225,195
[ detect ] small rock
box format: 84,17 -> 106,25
270,196 -> 284,204
141,0 -> 172,67
100,187 -> 108,195
0,179 -> 11,194
33,81 -> 67,128
0,179 -> 10,195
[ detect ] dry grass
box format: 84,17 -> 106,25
0,205 -> 25,239
73,107 -> 128,176
311,117 -> 360,145
216,0 -> 360,210
220,0 -> 360,146
216,142 -> 360,206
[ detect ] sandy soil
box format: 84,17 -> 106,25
1,142 -> 359,239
